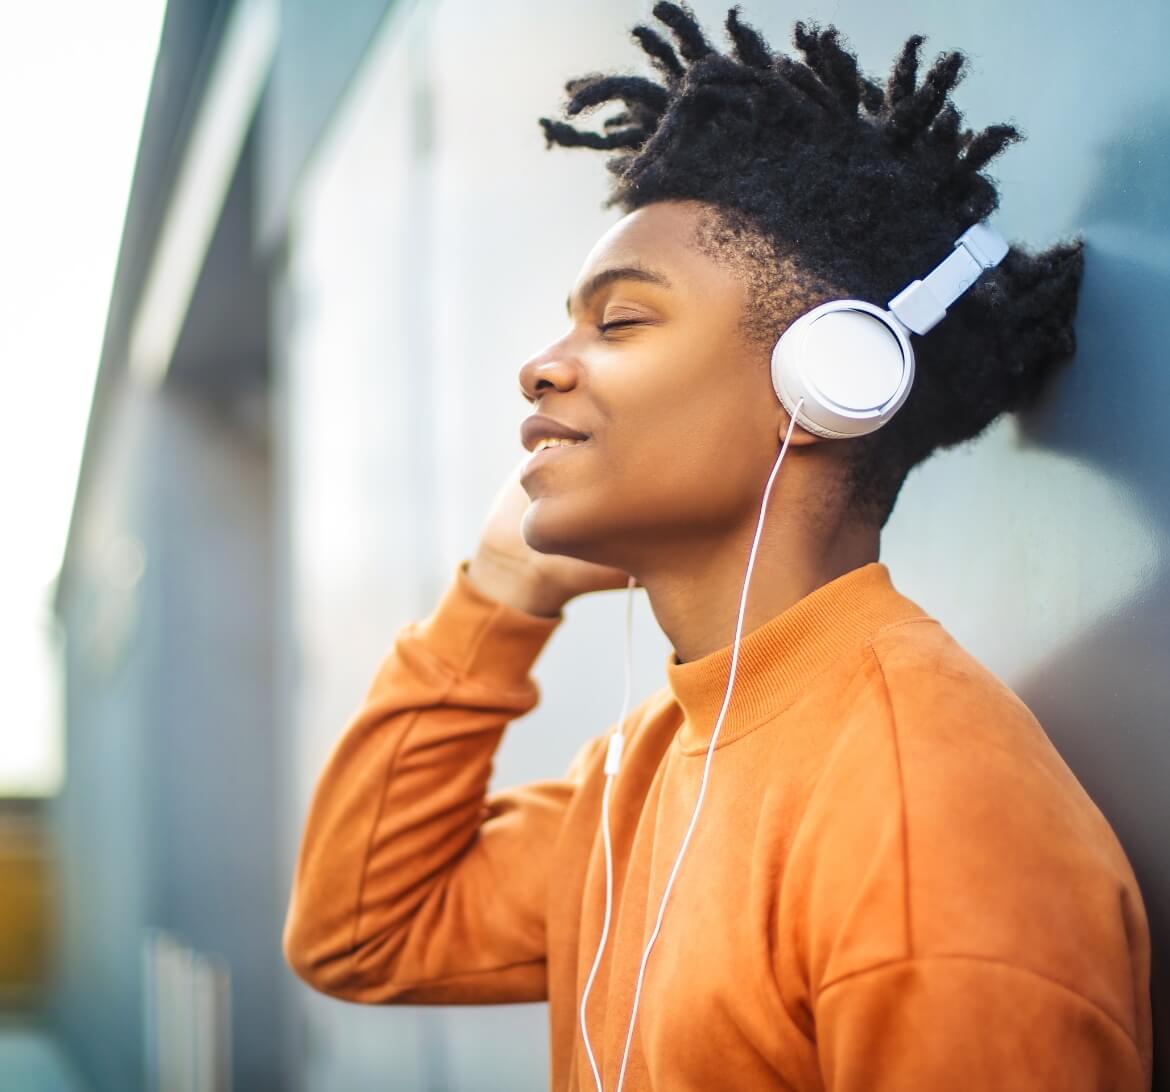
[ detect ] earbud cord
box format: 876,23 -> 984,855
580,399 -> 806,1092
578,568 -> 637,1092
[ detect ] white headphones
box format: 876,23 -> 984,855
770,219 -> 1009,438
582,218 -> 1011,1092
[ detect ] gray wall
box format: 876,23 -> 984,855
54,381 -> 280,1091
55,383 -> 155,1092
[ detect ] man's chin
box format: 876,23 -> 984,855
520,499 -> 593,560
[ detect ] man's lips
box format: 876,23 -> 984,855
520,413 -> 591,452
521,437 -> 591,479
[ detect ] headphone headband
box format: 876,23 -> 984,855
888,221 -> 1009,335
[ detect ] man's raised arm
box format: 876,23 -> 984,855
283,558 -> 586,1005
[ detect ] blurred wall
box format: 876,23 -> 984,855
274,0 -> 1167,1089
55,382 -> 156,1092
54,378 -> 279,1091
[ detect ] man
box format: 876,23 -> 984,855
283,6 -> 1152,1088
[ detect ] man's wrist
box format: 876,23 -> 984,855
465,551 -> 568,619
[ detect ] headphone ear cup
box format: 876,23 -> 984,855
771,318 -> 852,440
771,301 -> 915,439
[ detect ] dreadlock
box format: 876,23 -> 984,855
539,3 -> 1084,527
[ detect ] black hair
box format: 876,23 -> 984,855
539,3 -> 1084,527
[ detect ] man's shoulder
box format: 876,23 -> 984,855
863,612 -> 1045,752
850,609 -> 1129,875
800,609 -> 1147,1028
820,608 -> 1121,858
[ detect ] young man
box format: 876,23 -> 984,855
283,6 -> 1152,1089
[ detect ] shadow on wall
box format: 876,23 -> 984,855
1014,102 -> 1170,1088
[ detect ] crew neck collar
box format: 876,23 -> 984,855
665,562 -> 927,753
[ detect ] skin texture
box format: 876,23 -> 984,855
495,198 -> 880,663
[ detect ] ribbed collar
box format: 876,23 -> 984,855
666,562 -> 928,754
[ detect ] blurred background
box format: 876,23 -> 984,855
1,0 -> 1167,1089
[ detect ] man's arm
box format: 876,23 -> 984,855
282,560 -> 598,1005
815,956 -> 1148,1090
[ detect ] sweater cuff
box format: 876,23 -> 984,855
409,560 -> 563,687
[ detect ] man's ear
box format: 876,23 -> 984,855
778,410 -> 828,447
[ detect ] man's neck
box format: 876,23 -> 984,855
635,512 -> 880,665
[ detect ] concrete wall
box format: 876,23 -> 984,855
276,0 -> 1168,1088
54,380 -> 280,1091
54,381 -> 156,1092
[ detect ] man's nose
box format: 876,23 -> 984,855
518,346 -> 581,403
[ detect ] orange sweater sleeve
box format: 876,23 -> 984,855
282,561 -> 595,1005
815,957 -> 1148,1089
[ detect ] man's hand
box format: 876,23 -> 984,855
467,458 -> 634,617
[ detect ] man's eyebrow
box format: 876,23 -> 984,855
565,265 -> 673,317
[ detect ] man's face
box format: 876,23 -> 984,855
517,199 -> 793,568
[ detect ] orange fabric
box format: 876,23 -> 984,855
283,560 -> 1153,1091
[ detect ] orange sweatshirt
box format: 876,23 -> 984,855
283,560 -> 1152,1091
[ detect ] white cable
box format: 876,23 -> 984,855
580,571 -> 638,1091
585,398 -> 806,1092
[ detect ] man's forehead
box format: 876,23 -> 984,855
567,202 -> 744,316
583,202 -> 698,266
